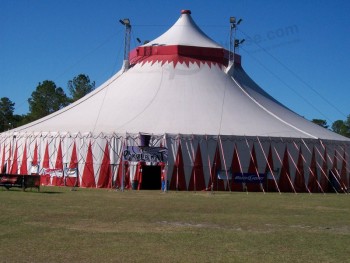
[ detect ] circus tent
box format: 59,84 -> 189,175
0,10 -> 349,193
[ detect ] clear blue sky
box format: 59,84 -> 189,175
1,0 -> 349,125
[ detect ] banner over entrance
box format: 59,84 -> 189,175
123,146 -> 168,162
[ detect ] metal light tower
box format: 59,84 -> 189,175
119,18 -> 131,63
229,17 -> 243,65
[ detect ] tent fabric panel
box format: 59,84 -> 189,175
169,142 -> 186,190
188,144 -> 206,191
81,141 -> 96,188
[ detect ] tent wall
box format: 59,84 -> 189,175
0,132 -> 349,193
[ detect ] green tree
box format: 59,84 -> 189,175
331,118 -> 350,138
332,120 -> 345,134
68,74 -> 95,102
311,119 -> 329,129
0,97 -> 15,132
28,80 -> 69,121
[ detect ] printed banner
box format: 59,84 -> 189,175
233,173 -> 265,183
217,170 -> 232,180
65,168 -> 78,178
42,168 -> 64,178
123,146 -> 168,162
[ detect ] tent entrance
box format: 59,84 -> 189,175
141,165 -> 161,190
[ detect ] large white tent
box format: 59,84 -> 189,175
1,10 -> 349,192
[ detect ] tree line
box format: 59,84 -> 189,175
311,118 -> 350,138
0,74 -> 95,132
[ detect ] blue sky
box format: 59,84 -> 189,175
1,0 -> 349,125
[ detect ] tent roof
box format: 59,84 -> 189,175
143,10 -> 223,48
4,10 -> 349,142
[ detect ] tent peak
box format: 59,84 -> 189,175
181,10 -> 191,15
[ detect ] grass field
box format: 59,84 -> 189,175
0,187 -> 349,263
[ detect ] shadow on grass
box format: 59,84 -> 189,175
0,188 -> 64,194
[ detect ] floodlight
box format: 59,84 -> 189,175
123,18 -> 130,25
119,18 -> 130,26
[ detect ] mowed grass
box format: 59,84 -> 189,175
0,187 -> 349,263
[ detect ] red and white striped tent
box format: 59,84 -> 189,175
1,10 -> 349,192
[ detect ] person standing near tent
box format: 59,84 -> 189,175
161,172 -> 166,192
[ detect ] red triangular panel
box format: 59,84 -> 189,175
7,143 -> 12,174
69,142 -> 78,169
278,147 -> 294,192
20,142 -> 28,174
1,145 -> 5,173
55,141 -> 63,170
124,161 -> 131,189
294,147 -> 307,193
66,141 -> 79,187
40,142 -> 51,186
97,143 -> 112,188
10,142 -> 18,174
265,145 -> 278,192
188,144 -> 206,191
307,148 -> 320,193
319,149 -> 329,192
247,145 -> 262,192
330,151 -> 341,192
134,161 -> 145,190
53,141 -> 64,186
43,143 -> 50,169
115,154 -> 123,189
211,145 -> 225,191
231,145 -> 243,191
169,143 -> 187,190
340,151 -> 348,190
32,142 -> 38,166
81,142 -> 96,188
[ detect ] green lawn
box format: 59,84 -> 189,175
0,187 -> 349,262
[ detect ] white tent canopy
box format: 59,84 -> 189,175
1,10 -> 349,193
